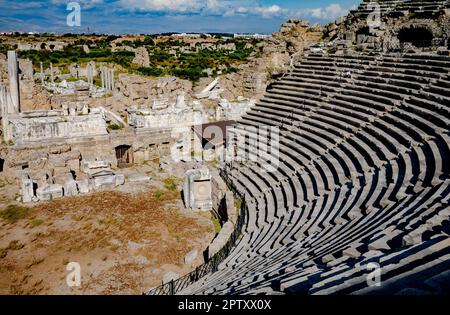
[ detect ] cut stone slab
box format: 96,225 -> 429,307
37,184 -> 63,201
76,179 -> 89,194
126,173 -> 151,183
64,179 -> 79,197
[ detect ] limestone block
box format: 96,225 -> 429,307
64,179 -> 79,196
133,150 -> 145,165
37,184 -> 63,201
184,249 -> 198,266
82,160 -> 110,171
208,221 -> 234,259
21,175 -> 35,203
115,174 -> 125,186
53,173 -> 74,185
50,145 -> 71,155
67,159 -> 80,172
183,168 -> 213,211
50,157 -> 66,168
76,179 -> 90,194
53,166 -> 71,176
93,174 -> 116,189
126,173 -> 150,183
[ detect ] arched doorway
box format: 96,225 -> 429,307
398,27 -> 433,47
356,27 -> 371,45
115,145 -> 133,168
0,158 -> 4,173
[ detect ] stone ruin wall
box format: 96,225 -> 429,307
323,2 -> 450,52
0,129 -> 176,201
9,113 -> 108,146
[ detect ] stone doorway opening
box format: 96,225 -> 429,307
0,158 -> 4,173
115,145 -> 133,168
398,27 -> 433,47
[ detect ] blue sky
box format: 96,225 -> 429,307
0,0 -> 359,34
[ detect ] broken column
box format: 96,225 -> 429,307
7,51 -> 20,113
87,63 -> 94,89
21,174 -> 35,203
101,67 -> 105,89
183,168 -> 213,211
110,69 -> 115,91
50,62 -> 54,84
40,62 -> 45,84
0,84 -> 12,142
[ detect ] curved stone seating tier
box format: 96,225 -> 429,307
180,53 -> 450,295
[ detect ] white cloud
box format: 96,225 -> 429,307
253,5 -> 284,18
296,4 -> 348,20
118,0 -> 203,13
117,0 -> 286,18
113,0 -> 349,22
51,0 -> 104,9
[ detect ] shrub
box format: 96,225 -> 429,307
163,177 -> 179,192
0,205 -> 30,224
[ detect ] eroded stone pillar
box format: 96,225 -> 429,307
0,84 -> 12,142
110,69 -> 115,91
40,62 -> 44,84
101,67 -> 105,89
50,62 -> 54,84
7,51 -> 20,113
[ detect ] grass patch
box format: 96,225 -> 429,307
234,198 -> 242,211
0,205 -> 31,224
153,189 -> 163,199
107,123 -> 123,131
163,176 -> 179,192
211,215 -> 222,234
30,219 -> 44,228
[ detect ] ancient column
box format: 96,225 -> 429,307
105,68 -> 109,91
110,69 -> 115,91
0,84 -> 11,143
40,62 -> 44,84
50,62 -> 54,84
7,51 -> 20,113
101,67 -> 105,89
106,68 -> 111,91
87,63 -> 93,89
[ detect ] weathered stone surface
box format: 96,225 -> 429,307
163,271 -> 179,284
132,47 -> 150,67
184,249 -> 198,266
183,168 -> 213,211
36,184 -> 63,201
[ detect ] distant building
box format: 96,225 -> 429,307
233,33 -> 271,39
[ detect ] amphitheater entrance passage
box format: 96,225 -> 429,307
115,145 -> 133,168
398,27 -> 433,47
356,27 -> 371,44
0,158 -> 4,173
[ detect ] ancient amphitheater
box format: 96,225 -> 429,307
171,1 -> 450,295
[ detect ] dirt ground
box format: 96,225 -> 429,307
0,184 -> 215,295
